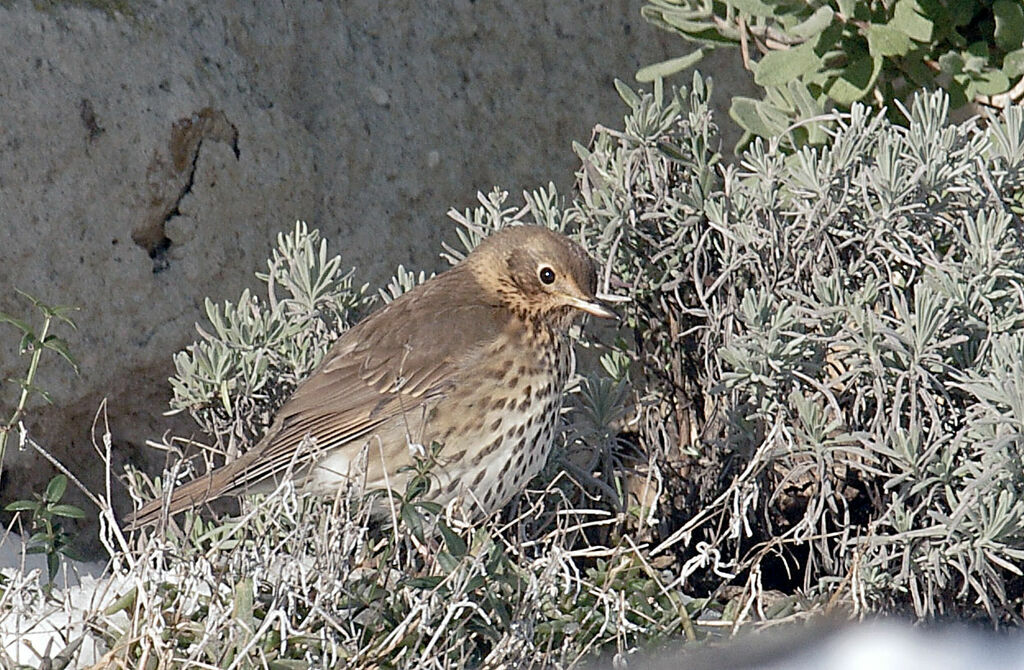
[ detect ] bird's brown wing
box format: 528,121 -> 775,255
228,271 -> 507,490
127,268 -> 507,527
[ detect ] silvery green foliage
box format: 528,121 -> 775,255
378,264 -> 433,303
579,74 -> 1024,620
572,74 -> 720,467
441,184 -> 572,265
168,222 -> 370,450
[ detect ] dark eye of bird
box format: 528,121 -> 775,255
539,266 -> 556,284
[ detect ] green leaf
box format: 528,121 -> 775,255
405,576 -> 444,590
962,52 -> 987,74
27,534 -> 49,547
938,52 -> 965,75
45,304 -> 80,329
994,0 -> 1024,52
891,0 -> 933,42
636,50 -> 705,83
730,97 -> 777,138
614,79 -> 641,109
44,475 -> 68,503
49,504 -> 86,520
1004,48 -> 1024,78
662,14 -> 718,34
4,500 -> 38,512
946,77 -> 969,108
755,44 -> 822,87
0,312 -> 33,336
232,577 -> 255,627
437,551 -> 460,574
835,0 -> 856,18
438,521 -> 467,558
405,474 -> 428,501
968,41 -> 990,60
727,0 -> 777,18
103,586 -> 137,615
414,501 -> 442,515
828,52 -> 883,104
788,81 -> 828,143
791,6 -> 834,39
400,502 -> 425,543
867,24 -> 912,57
902,52 -> 936,85
973,69 -> 1011,96
41,336 -> 79,373
656,140 -> 688,160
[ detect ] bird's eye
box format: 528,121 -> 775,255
538,266 -> 556,285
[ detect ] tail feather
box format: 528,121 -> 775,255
125,468 -> 235,530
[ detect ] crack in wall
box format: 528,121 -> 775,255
135,107 -> 240,273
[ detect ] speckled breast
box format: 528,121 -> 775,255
428,331 -> 574,515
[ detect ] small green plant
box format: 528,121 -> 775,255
4,474 -> 86,593
641,0 -> 1024,148
0,290 -> 79,483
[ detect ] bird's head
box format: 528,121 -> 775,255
467,225 -> 617,330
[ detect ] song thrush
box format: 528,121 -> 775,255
128,225 -> 615,528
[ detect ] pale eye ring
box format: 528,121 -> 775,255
538,266 -> 556,285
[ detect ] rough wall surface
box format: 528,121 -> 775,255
0,0 -> 752,548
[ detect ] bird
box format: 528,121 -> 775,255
127,225 -> 616,529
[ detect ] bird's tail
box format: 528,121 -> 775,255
124,466 -> 237,530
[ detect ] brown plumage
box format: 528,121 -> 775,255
127,225 -> 615,529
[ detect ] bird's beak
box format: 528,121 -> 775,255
564,294 -> 618,319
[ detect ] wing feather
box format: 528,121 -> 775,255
218,266 -> 507,495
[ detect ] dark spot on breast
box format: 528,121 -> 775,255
507,375 -> 520,387
514,425 -> 526,438
489,418 -> 502,432
471,469 -> 487,487
445,479 -> 460,494
447,449 -> 467,463
481,435 -> 503,457
492,397 -> 508,411
522,385 -> 531,398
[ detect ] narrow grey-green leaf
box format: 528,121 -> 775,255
636,50 -> 705,82
728,0 -> 777,18
730,97 -> 776,138
614,79 -> 642,109
791,6 -> 834,38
